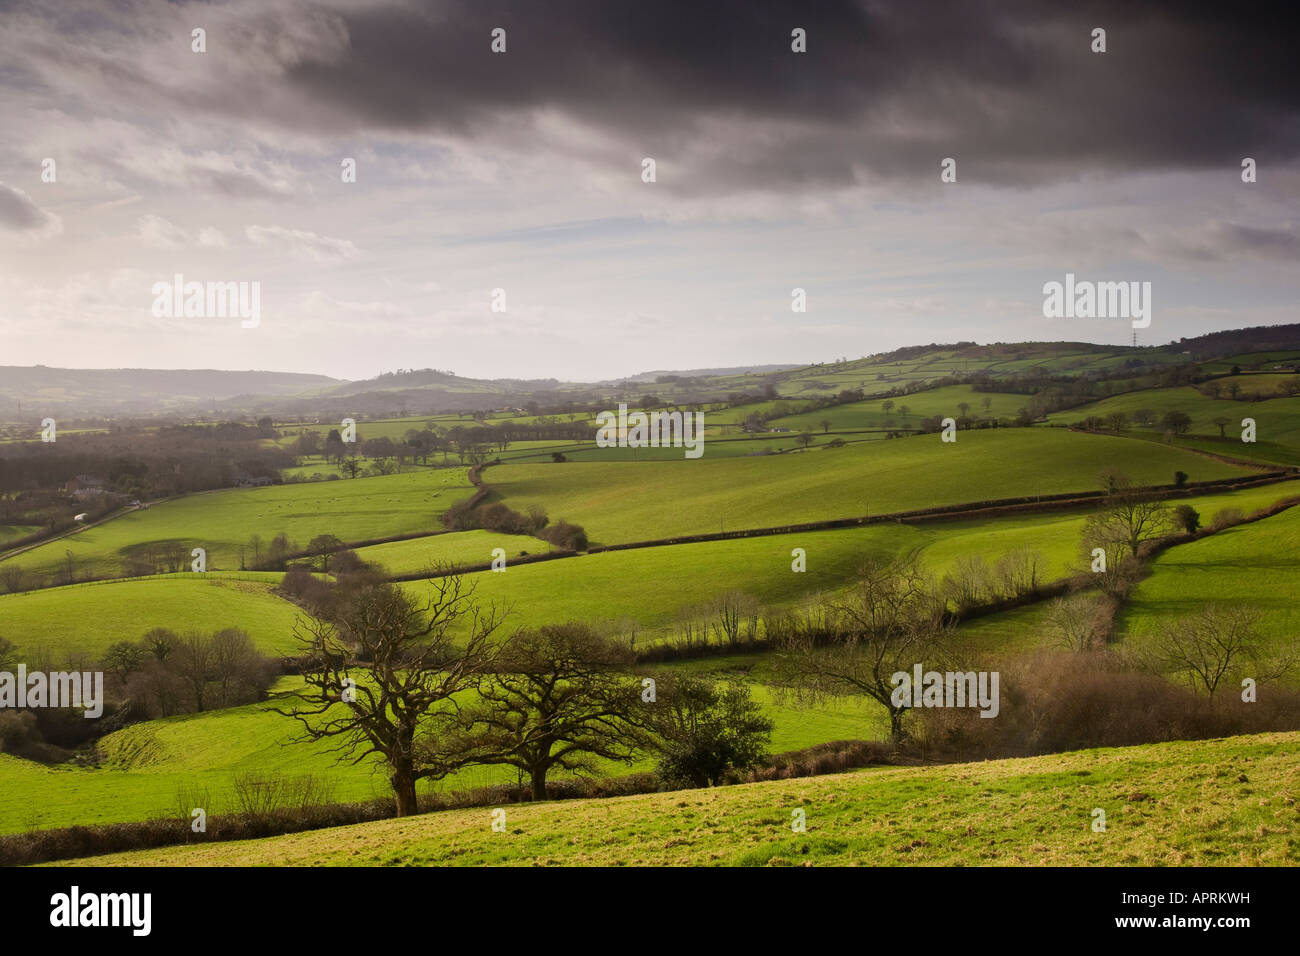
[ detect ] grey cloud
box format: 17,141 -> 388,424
0,181 -> 55,231
5,0 -> 1299,196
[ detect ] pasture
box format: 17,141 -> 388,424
2,469 -> 474,581
766,385 -> 1030,432
0,577 -> 303,658
60,732 -> 1300,866
487,429 -> 1258,545
0,670 -> 887,834
1118,503 -> 1300,667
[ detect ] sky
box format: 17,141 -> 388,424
1,0 -> 1297,382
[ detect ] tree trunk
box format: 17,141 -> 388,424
530,766 -> 547,802
391,760 -> 418,816
889,708 -> 906,742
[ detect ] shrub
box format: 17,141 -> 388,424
1210,507 -> 1245,531
911,650 -> 1300,760
653,678 -> 773,788
539,520 -> 588,551
1173,504 -> 1201,533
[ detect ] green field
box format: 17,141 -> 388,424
9,478 -> 1290,663
1119,503 -> 1300,666
767,385 -> 1029,432
0,666 -> 885,834
352,529 -> 543,575
1047,385 -> 1300,464
0,524 -> 38,545
6,342 -> 1299,864
488,429 -> 1258,545
1199,351 -> 1300,374
59,732 -> 1300,866
419,480 -> 1300,641
0,576 -> 303,658
497,435 -> 877,463
2,469 -> 475,581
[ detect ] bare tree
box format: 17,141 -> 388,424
704,590 -> 760,646
1085,476 -> 1172,560
275,573 -> 503,816
1079,518 -> 1135,597
308,534 -> 344,572
209,627 -> 265,707
994,547 -> 1042,598
777,552 -> 949,741
439,624 -> 650,800
1154,604 -> 1292,701
0,565 -> 27,594
941,554 -> 991,611
173,631 -> 215,712
1046,595 -> 1099,651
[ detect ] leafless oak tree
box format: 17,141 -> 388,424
275,573 -> 503,816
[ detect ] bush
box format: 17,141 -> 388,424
1210,507 -> 1245,531
911,650 -> 1300,760
539,520 -> 588,551
0,711 -> 60,761
1174,504 -> 1200,533
736,740 -> 898,783
442,500 -> 548,536
440,500 -> 480,532
653,678 -> 773,788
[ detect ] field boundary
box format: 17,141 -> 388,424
383,470 -> 1297,581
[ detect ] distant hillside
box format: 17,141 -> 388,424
0,367 -> 340,417
4,323 -> 1298,420
612,364 -> 802,384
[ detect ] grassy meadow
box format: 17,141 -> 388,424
0,576 -> 304,658
58,732 -> 1300,866
3,468 -> 474,580
0,669 -> 886,834
437,479 -> 1298,639
5,341 -> 1299,863
1118,503 -> 1300,664
488,429 -> 1257,545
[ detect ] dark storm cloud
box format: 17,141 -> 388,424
6,0 -> 1300,193
265,0 -> 1300,187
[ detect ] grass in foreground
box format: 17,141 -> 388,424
59,732 -> 1300,866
